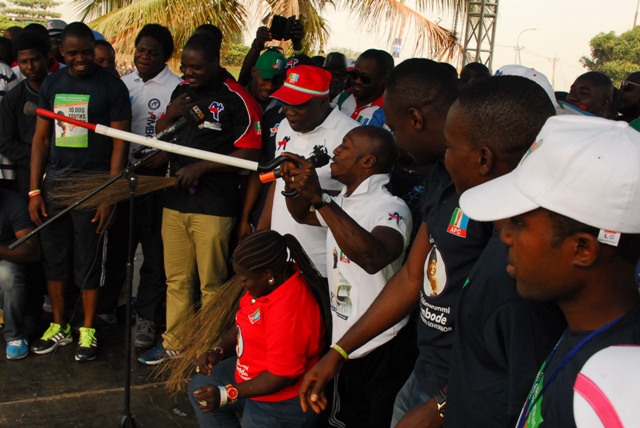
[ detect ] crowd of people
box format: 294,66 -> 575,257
1,16 -> 640,428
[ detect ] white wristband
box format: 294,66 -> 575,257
218,385 -> 228,407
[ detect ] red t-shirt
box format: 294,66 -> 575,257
235,267 -> 325,402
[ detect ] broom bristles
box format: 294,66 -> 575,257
46,173 -> 176,209
157,275 -> 245,394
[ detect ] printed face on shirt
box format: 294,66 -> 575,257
350,57 -> 386,103
180,48 -> 219,89
500,208 -> 577,302
232,262 -> 274,299
443,101 -> 482,195
61,36 -> 95,78
134,36 -> 167,81
16,48 -> 48,83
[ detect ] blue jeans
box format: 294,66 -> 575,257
188,357 -> 317,428
390,370 -> 431,427
0,260 -> 27,342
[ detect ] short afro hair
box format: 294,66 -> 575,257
135,24 -> 175,62
0,37 -> 13,65
13,30 -> 49,58
95,39 -> 115,52
193,24 -> 222,50
385,58 -> 458,114
183,33 -> 220,62
462,62 -> 489,74
456,75 -> 555,167
61,22 -> 95,45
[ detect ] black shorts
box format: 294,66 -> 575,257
39,179 -> 107,290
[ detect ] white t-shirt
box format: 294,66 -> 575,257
121,65 -> 182,157
270,107 -> 358,276
318,174 -> 412,358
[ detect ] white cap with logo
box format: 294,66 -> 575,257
459,115 -> 640,237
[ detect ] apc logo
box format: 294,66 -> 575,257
388,212 -> 403,225
270,123 -> 280,137
208,101 -> 225,121
148,98 -> 161,110
446,208 -> 469,238
277,136 -> 290,151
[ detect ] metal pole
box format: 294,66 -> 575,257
515,28 -> 536,65
635,0 -> 640,27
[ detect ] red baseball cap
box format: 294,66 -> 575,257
270,65 -> 331,105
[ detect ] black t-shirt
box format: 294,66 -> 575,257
414,161 -> 493,395
0,188 -> 35,245
0,80 -> 39,196
518,304 -> 640,428
163,71 -> 262,217
445,232 -> 566,428
38,65 -> 132,177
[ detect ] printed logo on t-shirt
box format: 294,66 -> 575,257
388,212 -> 403,225
253,121 -> 262,136
208,101 -> 224,121
277,136 -> 290,151
248,308 -> 261,324
330,247 -> 353,320
148,98 -> 161,110
286,58 -> 298,69
270,123 -> 280,137
356,115 -> 370,125
447,207 -> 469,238
236,324 -> 244,357
53,94 -> 89,148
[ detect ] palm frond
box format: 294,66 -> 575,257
338,0 -> 461,59
87,0 -> 246,64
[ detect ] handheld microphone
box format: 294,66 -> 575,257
259,145 -> 331,183
155,103 -> 207,141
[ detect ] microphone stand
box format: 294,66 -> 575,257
11,149 -> 165,428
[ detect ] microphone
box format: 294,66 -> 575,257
259,145 -> 331,183
154,102 -> 207,141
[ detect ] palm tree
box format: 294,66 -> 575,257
79,0 -> 464,64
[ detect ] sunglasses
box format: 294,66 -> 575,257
348,70 -> 372,85
621,80 -> 640,91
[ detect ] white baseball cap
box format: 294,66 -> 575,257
459,115 -> 640,234
574,346 -> 640,427
496,65 -> 557,107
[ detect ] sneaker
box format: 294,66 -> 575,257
75,327 -> 98,362
135,319 -> 156,349
138,342 -> 180,365
7,339 -> 29,360
31,322 -> 72,354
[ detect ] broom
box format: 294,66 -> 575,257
45,173 -> 177,209
157,275 -> 245,394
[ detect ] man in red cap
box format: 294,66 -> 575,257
257,65 -> 358,278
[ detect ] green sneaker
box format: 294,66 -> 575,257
75,327 -> 98,362
31,322 -> 72,354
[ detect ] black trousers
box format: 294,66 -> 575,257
329,321 -> 418,428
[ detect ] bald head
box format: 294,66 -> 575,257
349,126 -> 399,174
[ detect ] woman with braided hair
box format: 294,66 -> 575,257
188,230 -> 329,427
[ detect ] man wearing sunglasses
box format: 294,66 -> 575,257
618,72 -> 640,123
335,49 -> 394,127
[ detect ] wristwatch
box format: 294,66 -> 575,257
225,384 -> 239,403
312,192 -> 332,210
433,389 -> 446,418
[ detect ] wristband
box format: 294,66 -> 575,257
218,385 -> 228,407
212,346 -> 224,360
28,189 -> 41,198
293,48 -> 305,55
433,389 -> 446,418
330,343 -> 349,361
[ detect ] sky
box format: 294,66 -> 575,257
56,0 -> 639,91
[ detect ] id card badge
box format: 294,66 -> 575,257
53,94 -> 90,148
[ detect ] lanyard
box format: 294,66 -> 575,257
516,316 -> 622,428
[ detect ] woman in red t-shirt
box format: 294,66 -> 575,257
188,230 -> 330,428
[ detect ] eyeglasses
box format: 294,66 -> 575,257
348,70 -> 372,85
621,80 -> 640,91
